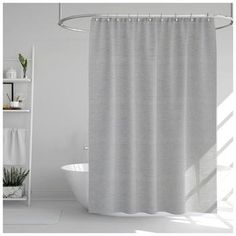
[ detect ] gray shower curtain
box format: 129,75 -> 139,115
89,17 -> 216,214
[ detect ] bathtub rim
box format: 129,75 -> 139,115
61,163 -> 89,172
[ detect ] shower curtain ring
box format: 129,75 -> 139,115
160,12 -> 163,21
190,13 -> 194,21
116,13 -> 120,21
107,13 -> 110,21
128,13 -> 131,21
137,13 -> 140,21
207,13 -> 210,21
148,13 -> 152,21
175,13 -> 178,21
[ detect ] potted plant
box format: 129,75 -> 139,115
6,94 -> 23,110
18,53 -> 28,78
3,167 -> 30,198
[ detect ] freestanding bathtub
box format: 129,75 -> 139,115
61,163 -> 89,209
61,163 -> 171,217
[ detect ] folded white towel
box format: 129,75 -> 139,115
3,128 -> 27,165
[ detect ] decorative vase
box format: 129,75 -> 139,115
3,186 -> 24,198
6,68 -> 17,79
21,68 -> 27,79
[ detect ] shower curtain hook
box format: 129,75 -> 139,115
190,13 -> 194,21
160,12 -> 164,21
107,13 -> 110,21
207,12 -> 210,21
116,13 -> 119,21
137,12 -> 140,21
128,13 -> 131,21
175,13 -> 178,21
148,13 -> 152,21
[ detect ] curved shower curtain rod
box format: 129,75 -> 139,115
58,3 -> 233,32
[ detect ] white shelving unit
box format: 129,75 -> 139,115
3,110 -> 30,113
4,58 -> 32,61
3,78 -> 31,83
3,196 -> 27,201
3,46 -> 35,206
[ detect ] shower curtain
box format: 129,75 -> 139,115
89,17 -> 216,214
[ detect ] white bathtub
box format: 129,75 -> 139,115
61,163 -> 89,209
61,163 -> 171,217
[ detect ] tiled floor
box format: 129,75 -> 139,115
3,200 -> 233,233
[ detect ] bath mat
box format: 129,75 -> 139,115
3,208 -> 62,225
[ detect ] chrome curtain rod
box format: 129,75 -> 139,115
58,3 -> 233,32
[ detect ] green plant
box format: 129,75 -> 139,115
3,167 -> 30,187
18,54 -> 28,78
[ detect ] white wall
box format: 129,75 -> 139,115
3,3 -> 233,199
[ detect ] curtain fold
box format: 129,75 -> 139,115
89,17 -> 216,214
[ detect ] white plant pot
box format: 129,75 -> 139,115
3,186 -> 24,198
10,101 -> 20,109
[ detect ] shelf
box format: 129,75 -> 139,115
4,58 -> 32,61
3,78 -> 31,83
3,109 -> 30,113
3,195 -> 27,201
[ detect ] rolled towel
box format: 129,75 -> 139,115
3,128 -> 27,165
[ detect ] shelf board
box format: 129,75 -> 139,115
3,78 -> 31,83
3,195 -> 27,201
3,109 -> 30,113
4,58 -> 32,61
